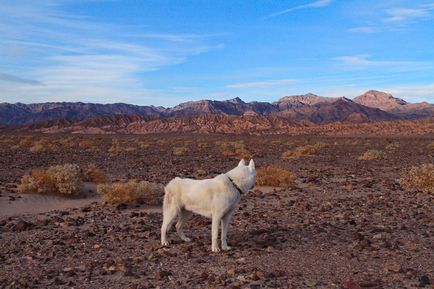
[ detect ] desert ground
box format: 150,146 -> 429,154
0,133 -> 433,289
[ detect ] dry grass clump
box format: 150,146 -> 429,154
400,164 -> 434,194
78,139 -> 96,151
282,142 -> 326,159
427,142 -> 434,150
358,150 -> 386,161
256,166 -> 296,187
18,164 -> 83,195
386,142 -> 400,150
109,138 -> 135,154
30,139 -> 59,153
220,141 -> 251,159
82,164 -> 107,184
136,141 -> 150,149
197,142 -> 209,149
173,146 -> 189,156
97,181 -> 164,205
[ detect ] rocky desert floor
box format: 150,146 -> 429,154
0,133 -> 433,289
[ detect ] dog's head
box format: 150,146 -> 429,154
228,159 -> 256,193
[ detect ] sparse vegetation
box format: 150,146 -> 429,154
30,139 -> 59,153
173,146 -> 189,156
400,164 -> 434,194
386,142 -> 400,150
427,142 -> 434,150
256,165 -> 296,187
78,139 -> 96,151
97,181 -> 164,204
82,164 -> 107,184
18,164 -> 83,195
358,149 -> 386,161
219,140 -> 251,159
109,138 -> 135,154
282,142 -> 326,159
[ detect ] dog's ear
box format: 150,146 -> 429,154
238,159 -> 246,167
248,159 -> 255,171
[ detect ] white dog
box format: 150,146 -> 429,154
161,159 -> 256,252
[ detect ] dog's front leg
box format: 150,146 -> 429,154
211,215 -> 221,252
221,211 -> 233,250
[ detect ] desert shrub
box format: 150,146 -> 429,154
400,164 -> 434,194
358,150 -> 386,161
271,140 -> 282,146
18,164 -> 83,195
427,142 -> 434,150
19,136 -> 34,147
220,141 -> 251,159
109,138 -> 135,154
282,142 -> 326,159
197,142 -> 209,149
30,139 -> 58,153
386,142 -> 400,150
82,164 -> 107,184
136,141 -> 150,149
97,181 -> 164,205
256,166 -> 296,187
58,136 -> 78,149
173,146 -> 189,156
78,139 -> 96,151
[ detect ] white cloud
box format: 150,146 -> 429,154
333,55 -> 432,71
348,26 -> 376,33
385,8 -> 431,23
225,79 -> 297,89
266,0 -> 333,19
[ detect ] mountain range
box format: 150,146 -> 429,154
1,90 -> 433,134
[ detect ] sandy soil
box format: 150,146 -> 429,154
0,133 -> 433,288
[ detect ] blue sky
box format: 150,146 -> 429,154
1,0 -> 434,106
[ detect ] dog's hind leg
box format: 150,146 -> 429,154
176,209 -> 192,242
221,211 -> 234,250
161,203 -> 179,246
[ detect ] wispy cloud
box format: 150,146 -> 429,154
0,1 -> 222,104
348,26 -> 377,33
266,0 -> 333,19
0,73 -> 42,85
225,78 -> 297,89
385,3 -> 434,23
333,55 -> 432,71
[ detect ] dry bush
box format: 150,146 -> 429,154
256,166 -> 296,187
58,136 -> 78,149
400,164 -> 434,194
220,141 -> 251,159
18,164 -> 83,195
19,136 -> 34,147
271,140 -> 282,146
30,139 -> 58,153
109,138 -> 135,154
427,142 -> 434,150
358,150 -> 386,161
82,164 -> 107,184
136,141 -> 150,149
197,142 -> 209,149
173,146 -> 189,156
97,181 -> 164,205
386,142 -> 400,150
78,139 -> 96,151
282,142 -> 326,159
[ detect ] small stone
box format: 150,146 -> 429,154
93,244 -> 101,249
418,275 -> 431,287
385,263 -> 402,273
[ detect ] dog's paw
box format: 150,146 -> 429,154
222,245 -> 232,251
212,246 -> 221,253
161,241 -> 170,246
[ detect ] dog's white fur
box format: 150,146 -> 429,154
161,159 -> 256,252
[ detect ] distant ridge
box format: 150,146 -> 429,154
1,90 -> 433,127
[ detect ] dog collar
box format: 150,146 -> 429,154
227,176 -> 244,195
